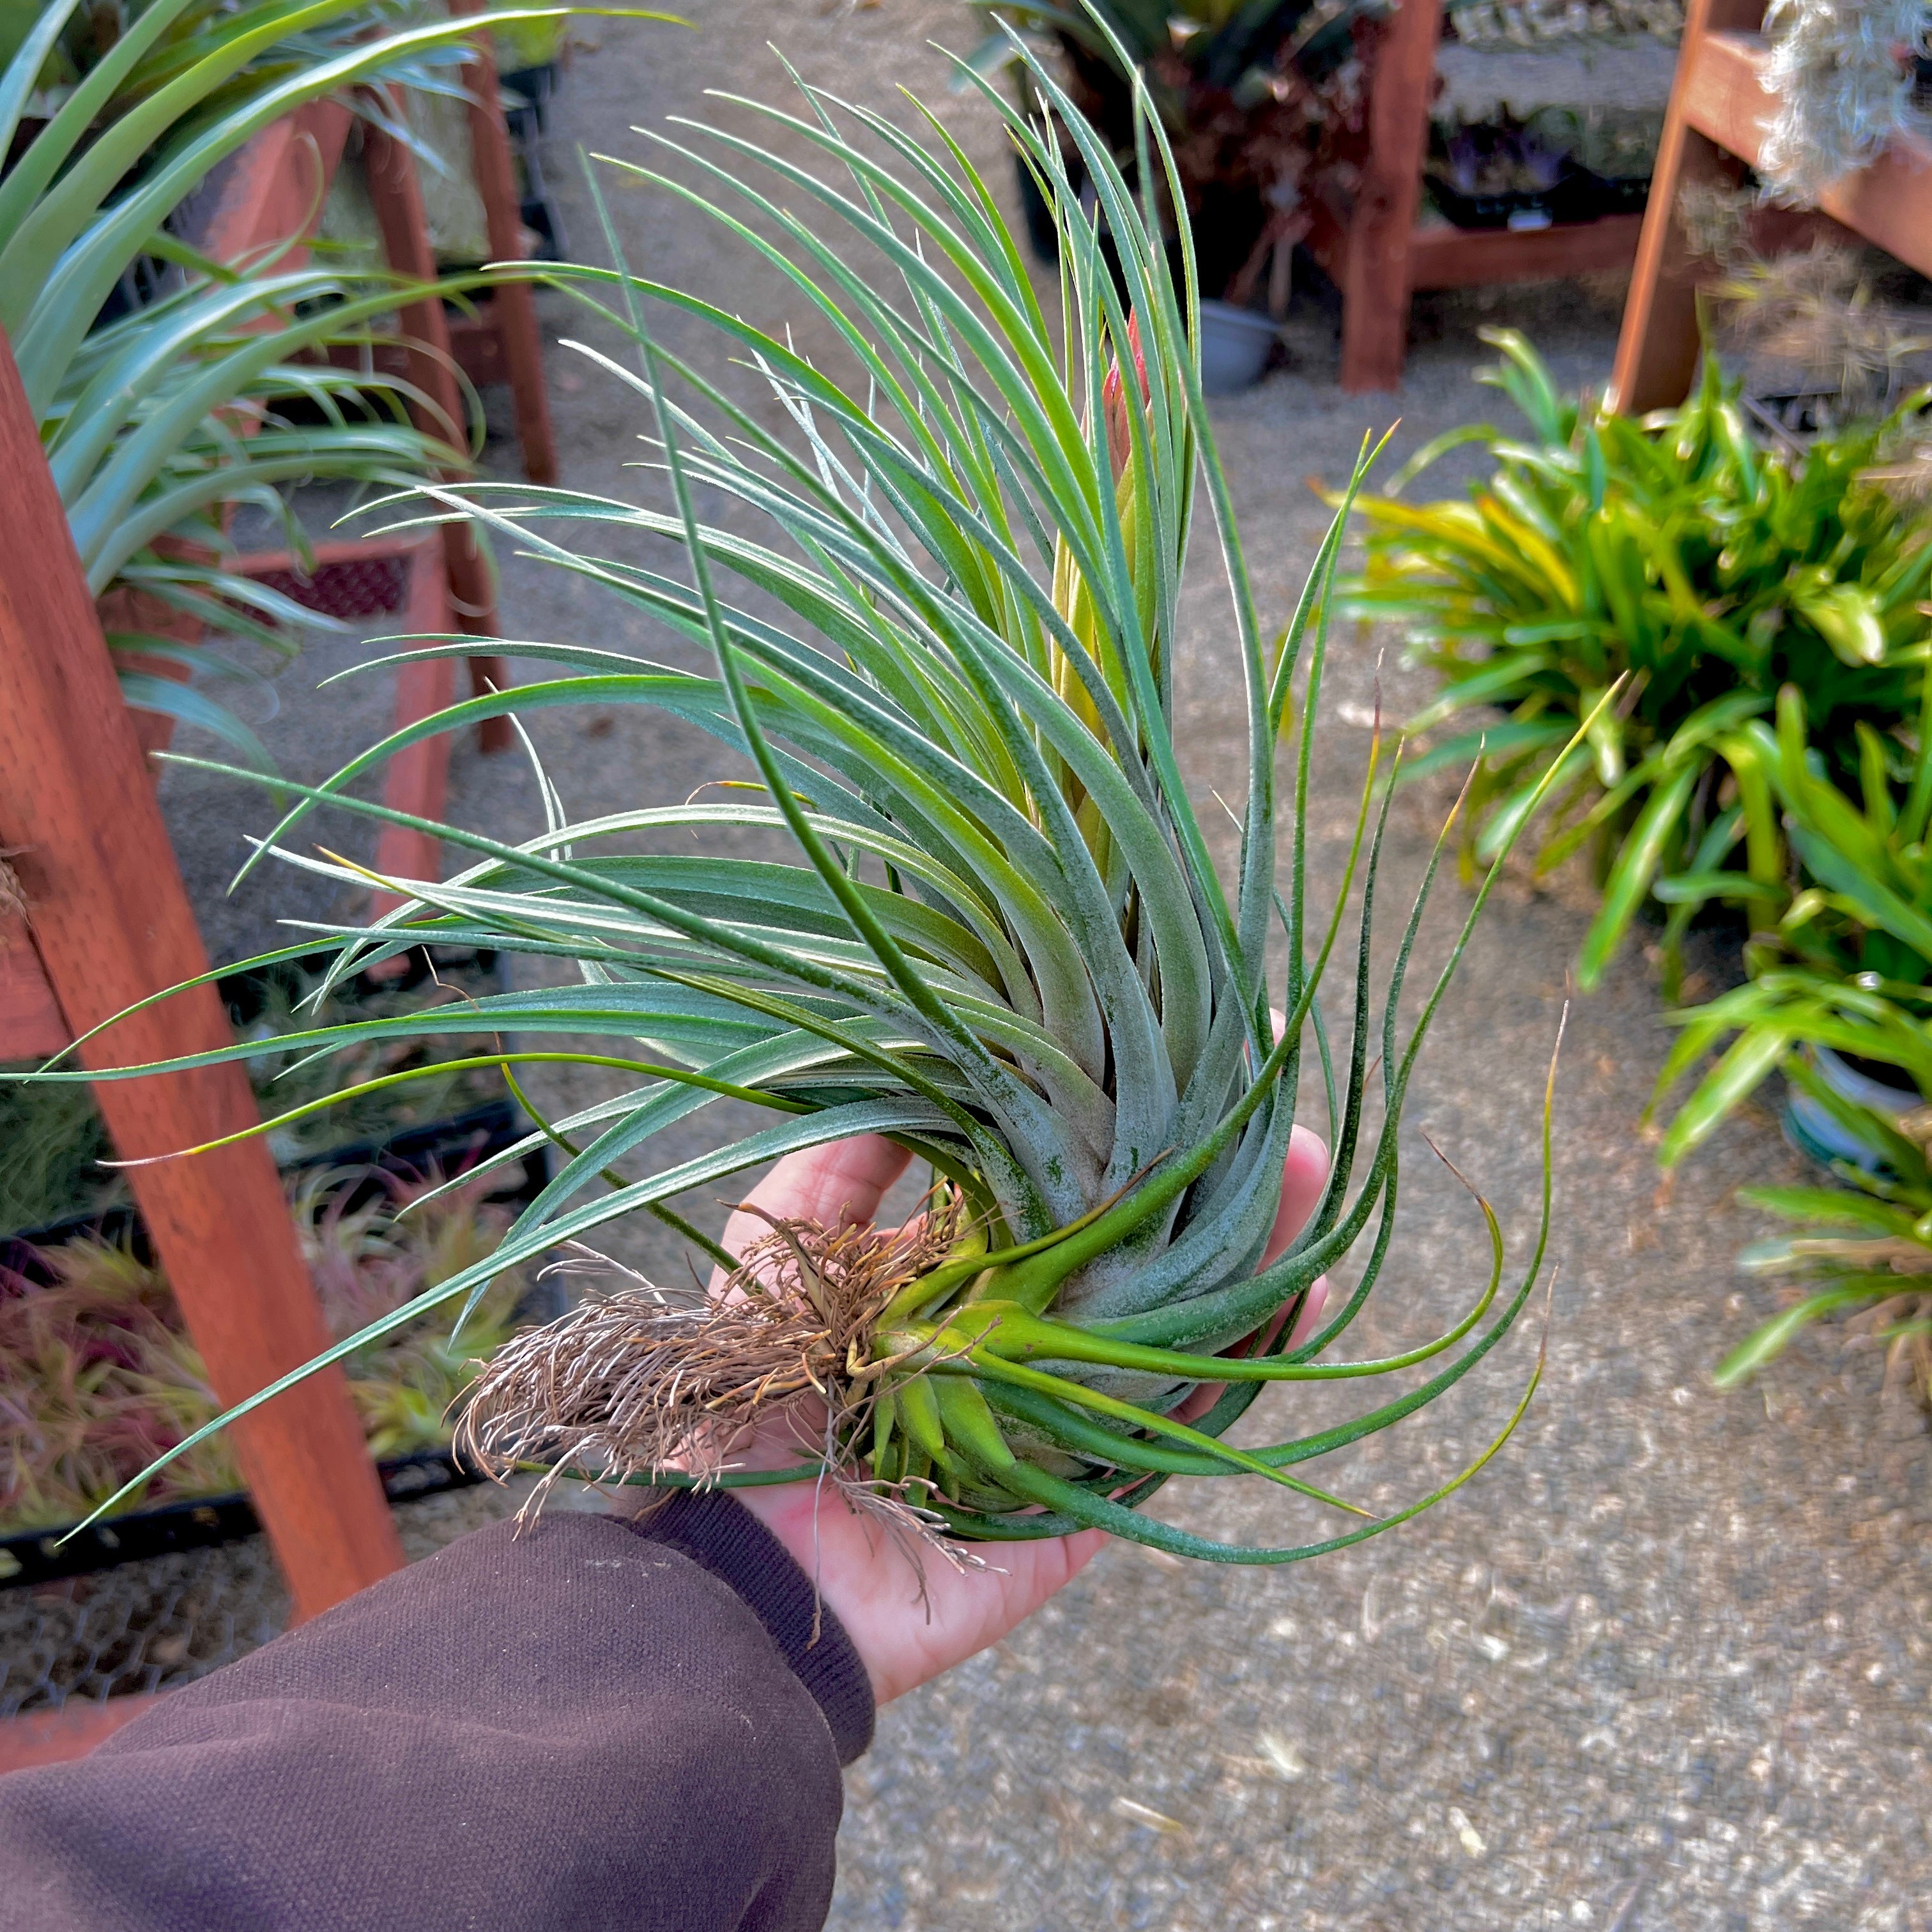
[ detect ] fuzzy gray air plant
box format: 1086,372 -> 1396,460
1758,0 -> 1931,204
45,15 -> 1588,1565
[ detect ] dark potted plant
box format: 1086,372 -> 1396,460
969,0 -> 1388,383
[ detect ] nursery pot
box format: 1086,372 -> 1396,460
1784,1045 -> 1924,1174
1198,300 -> 1279,395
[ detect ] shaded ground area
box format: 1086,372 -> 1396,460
153,3 -> 1932,1924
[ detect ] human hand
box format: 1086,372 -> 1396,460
701,1130 -> 1330,1704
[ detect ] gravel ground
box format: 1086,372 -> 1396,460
0,1475 -> 541,1717
148,3 -> 1932,1924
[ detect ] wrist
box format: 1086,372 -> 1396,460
617,1488 -> 877,1760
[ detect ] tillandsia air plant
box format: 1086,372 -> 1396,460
1756,0 -> 1930,206
43,20 -> 1590,1565
3,0 -> 653,763
1344,330 -> 1932,996
1649,683 -> 1932,1166
1708,245 -> 1932,442
0,1169 -> 524,1537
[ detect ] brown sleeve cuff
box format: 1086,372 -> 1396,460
617,1491 -> 875,1765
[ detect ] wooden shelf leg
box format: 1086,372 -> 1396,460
453,0 -> 559,489
375,537 -> 463,898
1607,0 -> 1765,413
0,329 -> 405,1623
362,91 -> 514,760
1340,0 -> 1441,394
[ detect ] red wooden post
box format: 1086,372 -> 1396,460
1607,0 -> 1765,413
362,89 -> 514,753
197,98 -> 356,271
1338,0 -> 1441,393
0,908 -> 66,1064
0,1697 -> 162,1775
372,535 -> 464,891
0,328 -> 405,1621
452,0 -> 558,487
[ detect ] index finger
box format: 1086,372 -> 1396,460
716,1134 -> 914,1279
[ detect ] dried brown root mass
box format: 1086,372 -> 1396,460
453,1193 -> 965,1511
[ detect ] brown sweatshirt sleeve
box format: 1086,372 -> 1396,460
0,1492 -> 874,1932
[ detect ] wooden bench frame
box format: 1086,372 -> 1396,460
1307,0 -> 1648,391
1610,0 -> 1932,413
0,8 -> 556,1772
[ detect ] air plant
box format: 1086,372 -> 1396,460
1757,0 -> 1929,206
296,1166 -> 527,1462
1345,330 -> 1932,995
41,24 -> 1586,1565
1708,244 -> 1932,445
1431,115 -> 1567,200
0,1169 -> 525,1537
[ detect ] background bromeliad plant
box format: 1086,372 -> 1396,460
1711,1088 -> 1932,1404
1650,683 -> 1932,1165
2,0 -> 624,761
1344,330 -> 1932,995
0,1167 -> 526,1537
32,20 -> 1581,1565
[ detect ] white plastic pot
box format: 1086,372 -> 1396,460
1198,300 -> 1280,395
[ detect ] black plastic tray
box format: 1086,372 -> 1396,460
1425,160 -> 1595,231
1583,172 -> 1651,218
0,1092 -> 551,1586
499,62 -> 557,141
0,1451 -> 485,1591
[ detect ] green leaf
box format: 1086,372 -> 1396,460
1655,1025 -> 1793,1166
1713,1281 -> 1895,1387
1575,760 -> 1700,992
1791,579 -> 1886,667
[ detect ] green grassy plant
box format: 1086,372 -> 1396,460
34,24 -> 1581,1564
1651,683 -> 1932,1164
0,1070 -> 123,1234
1715,1086 -> 1932,1400
1345,330 -> 1932,995
1,957 -> 512,1236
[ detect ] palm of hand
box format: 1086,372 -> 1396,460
692,1131 -> 1328,1705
